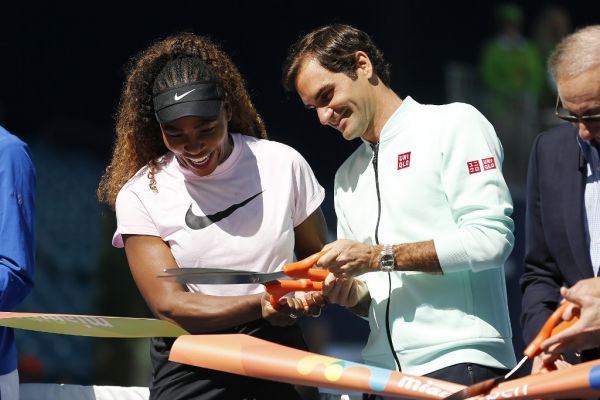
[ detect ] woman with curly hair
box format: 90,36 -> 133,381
97,32 -> 326,400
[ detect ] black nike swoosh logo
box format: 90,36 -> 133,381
185,191 -> 263,230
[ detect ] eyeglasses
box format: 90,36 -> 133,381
555,95 -> 600,123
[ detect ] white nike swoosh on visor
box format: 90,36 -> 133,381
174,89 -> 196,101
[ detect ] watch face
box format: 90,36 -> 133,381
380,255 -> 395,272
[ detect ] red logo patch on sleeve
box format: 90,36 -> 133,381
467,160 -> 481,174
482,157 -> 496,171
397,152 -> 411,170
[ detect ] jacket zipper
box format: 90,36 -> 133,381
370,142 -> 402,371
371,143 -> 382,244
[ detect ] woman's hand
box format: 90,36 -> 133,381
297,291 -> 327,318
261,290 -> 328,325
261,293 -> 305,326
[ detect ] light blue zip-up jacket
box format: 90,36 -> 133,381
334,97 -> 517,375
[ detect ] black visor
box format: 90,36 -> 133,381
153,82 -> 224,124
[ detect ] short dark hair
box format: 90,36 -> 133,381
282,24 -> 391,91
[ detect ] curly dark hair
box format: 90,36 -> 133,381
97,32 -> 267,208
282,24 -> 392,91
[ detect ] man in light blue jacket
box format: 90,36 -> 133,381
282,24 -> 516,395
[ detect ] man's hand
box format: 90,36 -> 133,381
541,278 -> 600,354
316,239 -> 378,278
322,273 -> 370,315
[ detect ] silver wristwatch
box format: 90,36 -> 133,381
379,244 -> 395,272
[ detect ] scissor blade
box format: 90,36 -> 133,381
160,269 -> 289,285
443,302 -> 575,400
161,267 -> 251,276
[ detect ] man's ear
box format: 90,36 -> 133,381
355,51 -> 374,79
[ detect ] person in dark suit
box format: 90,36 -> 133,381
520,25 -> 600,373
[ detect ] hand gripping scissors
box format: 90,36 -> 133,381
159,251 -> 328,309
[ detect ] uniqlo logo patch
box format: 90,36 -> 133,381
397,152 -> 411,170
482,157 -> 496,171
467,160 -> 481,174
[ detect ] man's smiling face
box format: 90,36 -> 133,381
294,56 -> 377,143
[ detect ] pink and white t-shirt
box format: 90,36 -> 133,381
113,133 -> 324,296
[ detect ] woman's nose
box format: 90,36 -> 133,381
184,136 -> 205,154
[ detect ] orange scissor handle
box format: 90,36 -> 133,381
265,280 -> 324,309
282,251 -> 327,279
302,268 -> 329,281
524,301 -> 579,359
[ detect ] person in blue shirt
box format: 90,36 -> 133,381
0,125 -> 35,400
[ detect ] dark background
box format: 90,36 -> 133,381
2,1 -> 597,173
1,0 -> 598,388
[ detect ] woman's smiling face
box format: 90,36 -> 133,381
159,106 -> 232,176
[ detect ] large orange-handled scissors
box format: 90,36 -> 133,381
159,251 -> 328,308
444,300 -> 579,399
